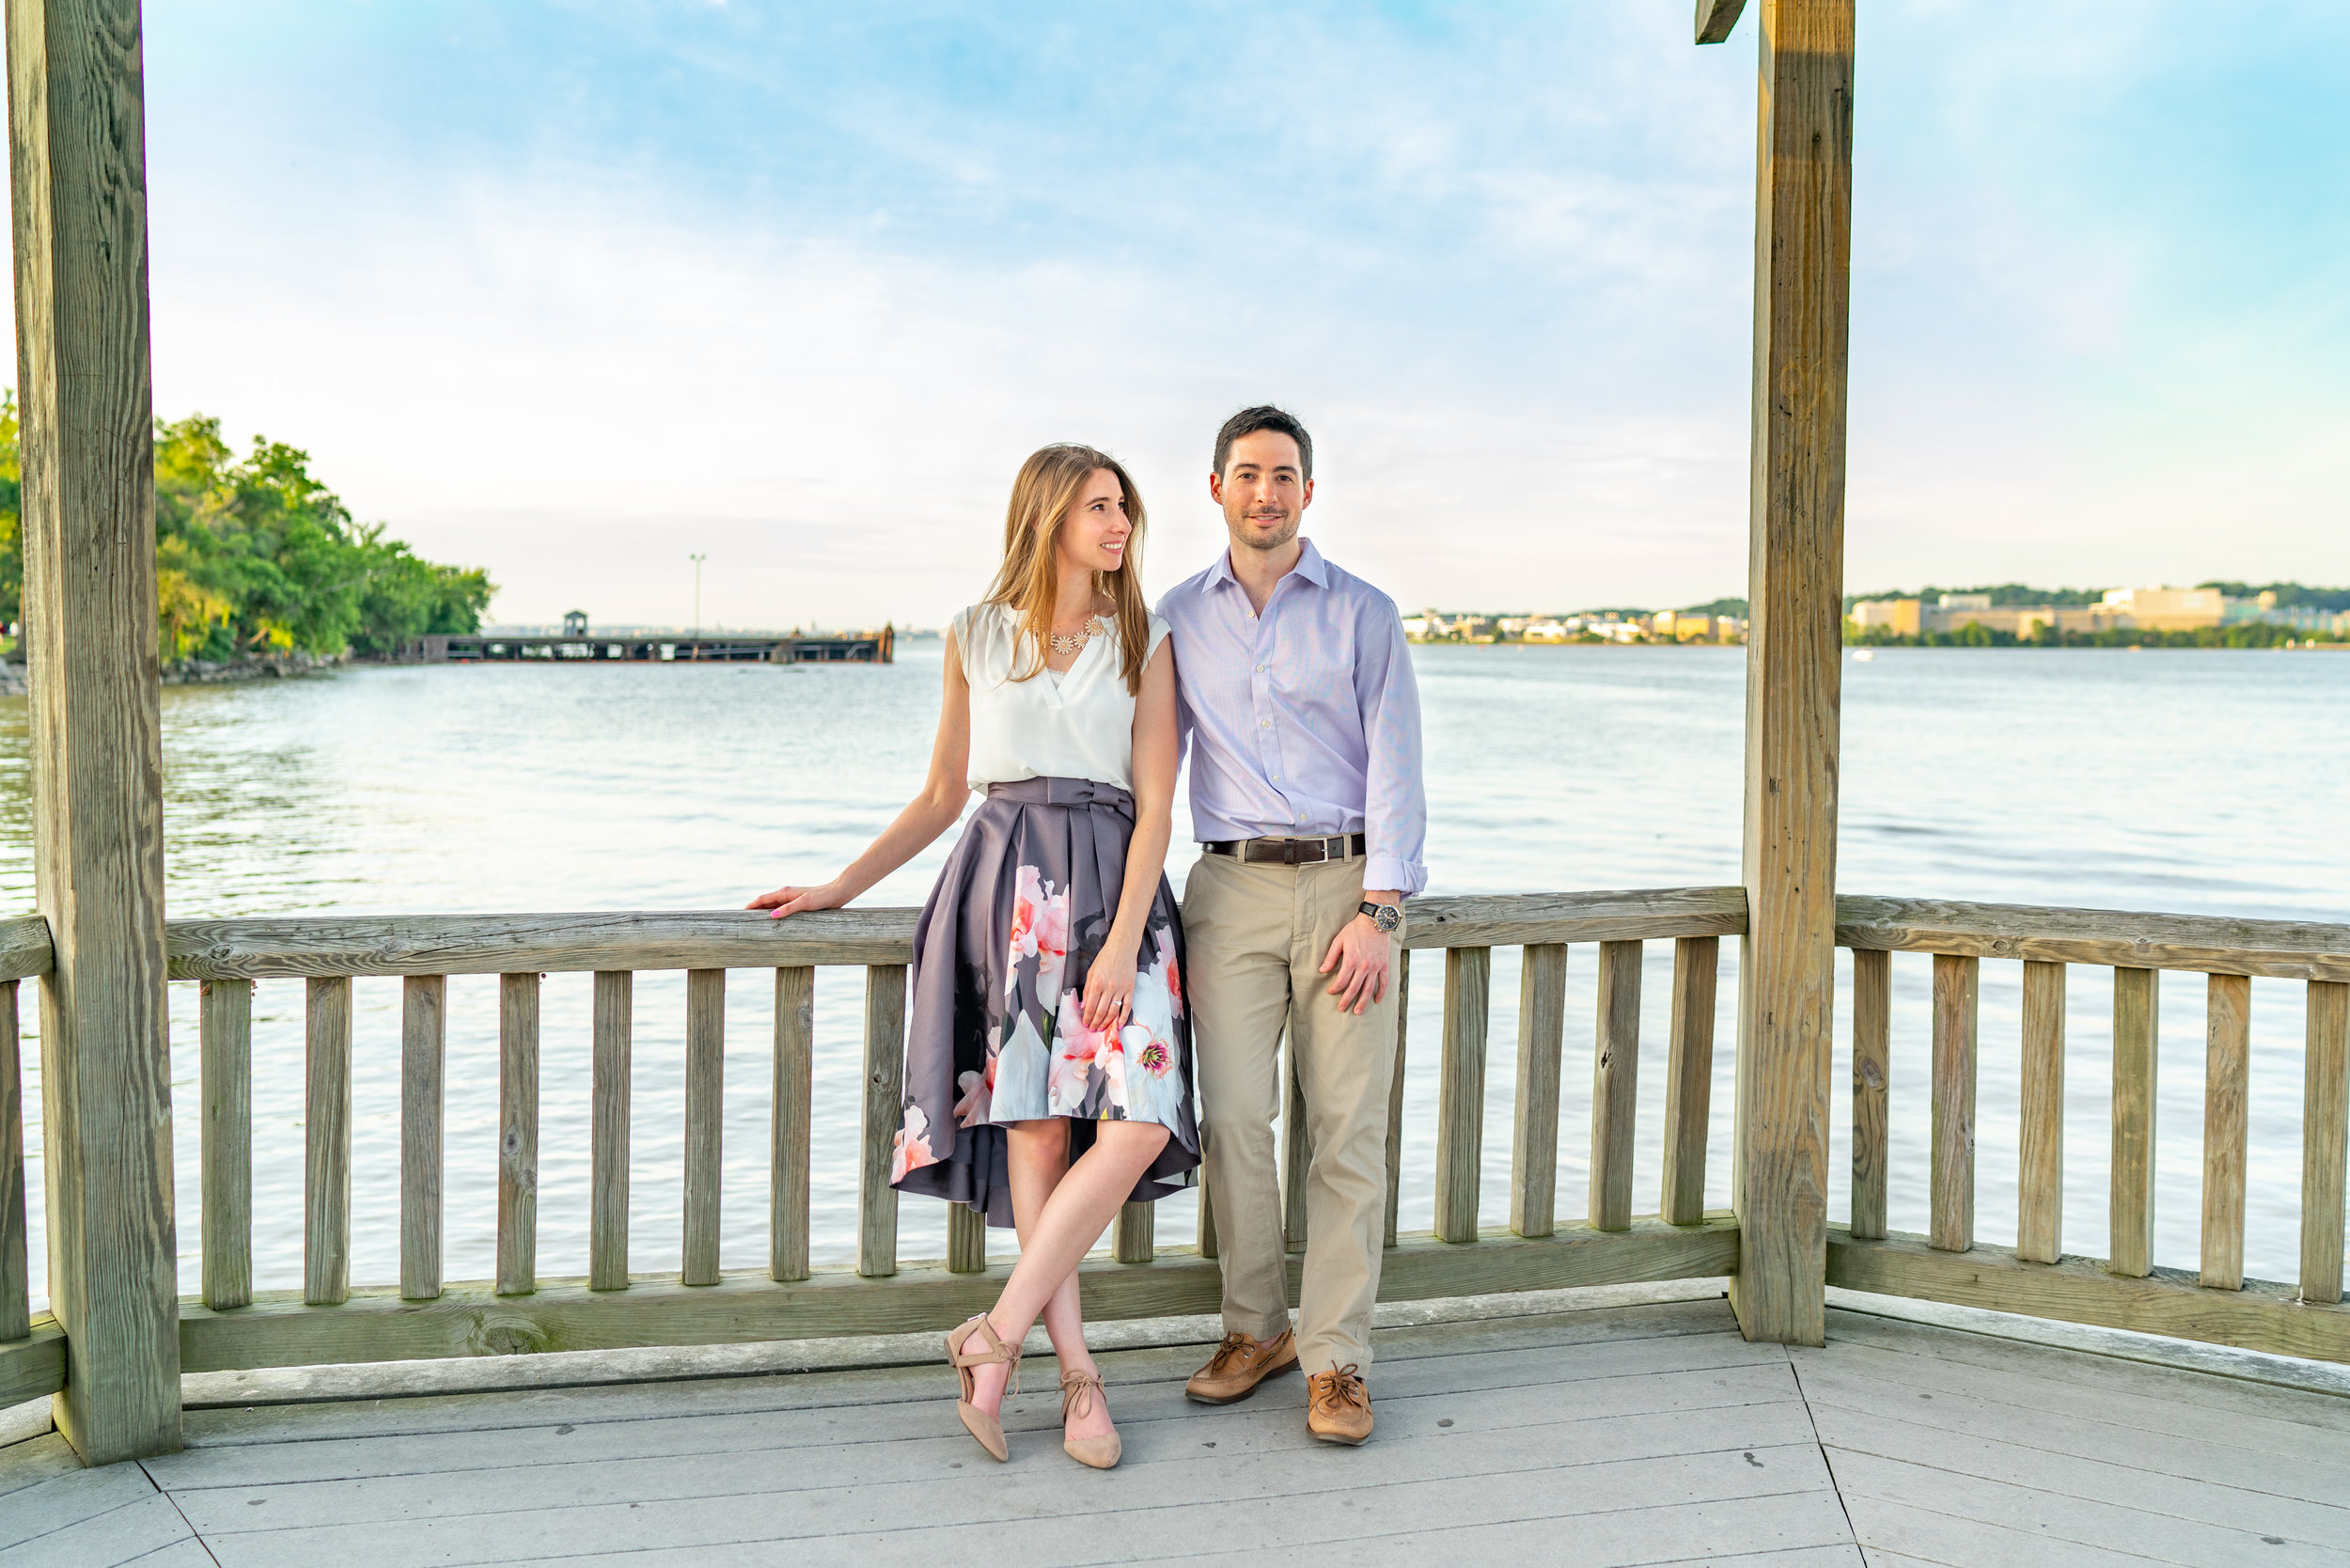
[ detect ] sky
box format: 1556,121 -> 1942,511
103,1 -> 2350,628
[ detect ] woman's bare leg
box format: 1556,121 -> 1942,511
960,1119 -> 1172,1443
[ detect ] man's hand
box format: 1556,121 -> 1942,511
1319,898 -> 1399,1015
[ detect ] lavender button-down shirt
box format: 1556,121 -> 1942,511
1157,539 -> 1428,897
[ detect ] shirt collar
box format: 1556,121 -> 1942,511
1202,537 -> 1329,593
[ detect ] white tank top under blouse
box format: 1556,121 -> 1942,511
953,602 -> 1171,792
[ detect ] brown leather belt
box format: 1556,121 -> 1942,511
1203,833 -> 1366,866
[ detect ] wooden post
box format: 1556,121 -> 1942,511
304,978 -> 352,1306
0,982 -> 26,1341
590,971 -> 632,1290
1589,941 -> 1643,1232
497,972 -> 540,1294
2015,961 -> 2066,1263
1383,949 -> 1410,1248
770,966 -> 812,1283
2109,967 -> 2159,1278
198,979 -> 252,1310
2302,981 -> 2348,1305
1113,1200 -> 1153,1263
8,0 -> 180,1462
1848,949 -> 1889,1240
682,968 -> 725,1286
1434,946 -> 1490,1243
2200,973 -> 2249,1291
1928,954 -> 1978,1252
1660,936 -> 1720,1226
1727,0 -> 1854,1349
857,964 -> 906,1278
1510,943 -> 1567,1238
400,975 -> 445,1300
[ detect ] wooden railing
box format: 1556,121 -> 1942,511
0,887 -> 1745,1398
5,888 -> 2345,1407
1830,897 -> 2350,1363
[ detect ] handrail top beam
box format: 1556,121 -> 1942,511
1839,895 -> 2350,982
160,886 -> 1751,980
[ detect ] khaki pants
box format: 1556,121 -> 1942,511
1182,852 -> 1402,1372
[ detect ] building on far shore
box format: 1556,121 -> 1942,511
1848,585 -> 2350,641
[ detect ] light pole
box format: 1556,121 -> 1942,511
690,554 -> 707,652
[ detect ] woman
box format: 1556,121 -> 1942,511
748,444 -> 1195,1470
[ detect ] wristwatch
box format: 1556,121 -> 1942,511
1358,901 -> 1402,933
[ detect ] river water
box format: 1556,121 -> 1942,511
7,645 -> 2348,1311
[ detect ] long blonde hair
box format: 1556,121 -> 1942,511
983,444 -> 1152,695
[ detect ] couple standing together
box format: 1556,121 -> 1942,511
751,405 -> 1425,1469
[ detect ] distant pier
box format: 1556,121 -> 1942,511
415,628 -> 895,665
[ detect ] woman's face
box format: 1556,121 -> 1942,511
1055,467 -> 1132,579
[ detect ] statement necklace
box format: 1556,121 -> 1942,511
1049,615 -> 1106,656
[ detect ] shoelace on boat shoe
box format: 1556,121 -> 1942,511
1310,1363 -> 1366,1414
1202,1330 -> 1259,1375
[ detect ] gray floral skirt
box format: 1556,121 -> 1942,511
889,776 -> 1199,1227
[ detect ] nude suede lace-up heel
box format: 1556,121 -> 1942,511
1058,1369 -> 1120,1469
945,1315 -> 1021,1461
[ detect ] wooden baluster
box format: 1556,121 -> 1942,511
305,976 -> 352,1306
1198,1168 -> 1219,1261
1384,950 -> 1410,1248
1510,944 -> 1567,1239
858,964 -> 907,1278
1929,955 -> 1978,1253
1660,936 -> 1719,1227
2015,961 -> 2066,1263
1849,948 -> 1889,1241
400,975 -> 446,1300
1589,941 -> 1642,1232
1434,947 -> 1490,1243
498,971 -> 540,1295
948,1203 -> 988,1273
772,966 -> 814,1282
1114,1201 -> 1154,1263
198,978 -> 252,1311
683,969 -> 726,1286
2109,967 -> 2159,1278
590,971 -> 633,1290
0,981 -> 26,1341
2302,980 -> 2349,1305
1282,1029 -> 1309,1254
2201,972 -> 2250,1290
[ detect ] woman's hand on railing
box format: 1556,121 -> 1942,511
1080,943 -> 1136,1034
747,881 -> 849,919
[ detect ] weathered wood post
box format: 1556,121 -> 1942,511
1703,0 -> 1855,1347
7,0 -> 181,1459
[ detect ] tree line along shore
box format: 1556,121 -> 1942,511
0,394 -> 493,670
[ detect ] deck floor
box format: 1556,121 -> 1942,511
7,1296 -> 2350,1567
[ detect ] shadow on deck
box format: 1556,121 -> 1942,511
6,1286 -> 2349,1567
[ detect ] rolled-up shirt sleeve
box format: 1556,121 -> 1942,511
1355,595 -> 1428,897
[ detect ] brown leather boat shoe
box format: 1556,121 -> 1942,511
1306,1363 -> 1372,1445
1184,1329 -> 1299,1404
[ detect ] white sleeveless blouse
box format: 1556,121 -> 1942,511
953,602 -> 1170,792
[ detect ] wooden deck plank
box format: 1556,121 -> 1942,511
1794,1359 -> 2350,1508
1812,1408 -> 2350,1550
157,1330 -> 1782,1486
1827,1447 -> 2343,1566
1796,1335 -> 2350,1468
1819,1308 -> 2350,1438
160,1361 -> 1804,1517
0,1457 -> 162,1551
1837,1493 -> 2181,1568
174,1438 -> 1835,1568
0,1492 -> 199,1568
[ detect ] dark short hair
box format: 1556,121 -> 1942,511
1214,405 -> 1313,483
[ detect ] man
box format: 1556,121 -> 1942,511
1157,405 -> 1426,1445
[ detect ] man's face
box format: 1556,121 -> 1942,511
1210,430 -> 1312,555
